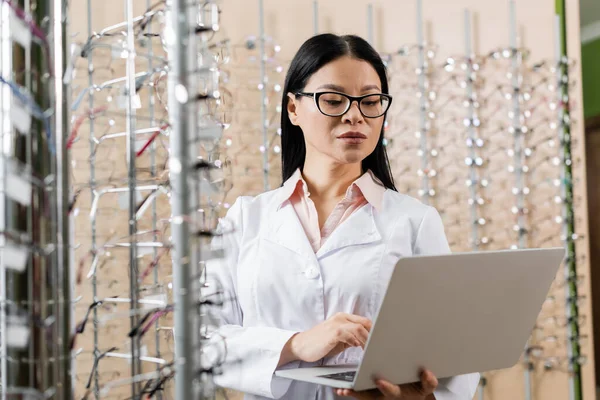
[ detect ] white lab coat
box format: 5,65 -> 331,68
207,186 -> 480,400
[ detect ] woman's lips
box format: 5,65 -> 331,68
338,137 -> 366,144
337,131 -> 367,144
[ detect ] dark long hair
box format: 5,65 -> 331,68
280,33 -> 397,191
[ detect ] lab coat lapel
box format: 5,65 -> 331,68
316,204 -> 382,259
263,199 -> 317,261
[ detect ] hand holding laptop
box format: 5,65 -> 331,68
335,369 -> 438,400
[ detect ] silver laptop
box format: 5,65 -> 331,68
275,247 -> 565,391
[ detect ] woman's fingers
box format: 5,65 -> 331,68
343,323 -> 368,348
375,379 -> 402,398
335,388 -> 378,399
330,313 -> 372,349
344,314 -> 373,331
344,322 -> 370,347
355,325 -> 370,347
419,369 -> 438,394
338,326 -> 363,348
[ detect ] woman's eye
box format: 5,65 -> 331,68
325,100 -> 342,105
363,101 -> 378,106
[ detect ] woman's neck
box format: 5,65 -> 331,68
301,162 -> 363,201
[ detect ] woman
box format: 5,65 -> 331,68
209,34 -> 480,399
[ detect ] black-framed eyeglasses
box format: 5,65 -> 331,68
295,91 -> 392,118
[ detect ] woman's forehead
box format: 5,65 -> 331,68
305,57 -> 381,91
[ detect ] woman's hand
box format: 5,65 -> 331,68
287,312 -> 372,363
335,369 -> 438,399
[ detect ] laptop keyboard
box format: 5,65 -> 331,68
318,371 -> 356,382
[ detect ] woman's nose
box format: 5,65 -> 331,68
342,101 -> 364,124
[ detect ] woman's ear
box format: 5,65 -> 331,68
287,93 -> 300,126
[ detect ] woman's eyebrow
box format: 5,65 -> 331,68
316,83 -> 345,91
315,84 -> 382,92
361,84 -> 381,91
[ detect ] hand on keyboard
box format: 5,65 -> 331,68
283,313 -> 372,364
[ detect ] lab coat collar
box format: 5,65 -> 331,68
277,168 -> 386,211
316,204 -> 382,258
266,188 -> 383,260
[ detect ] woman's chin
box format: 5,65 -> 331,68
334,157 -> 366,166
336,151 -> 369,165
